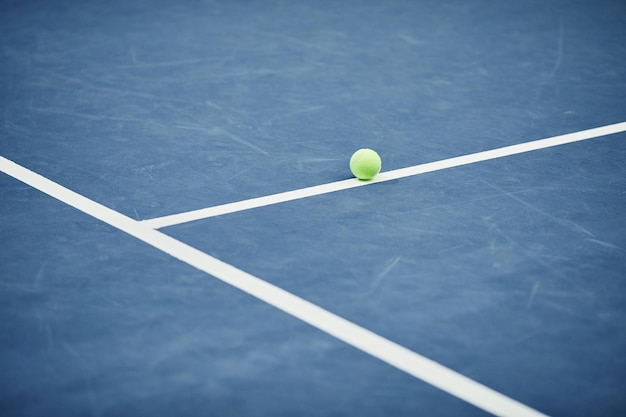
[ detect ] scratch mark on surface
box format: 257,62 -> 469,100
61,342 -> 101,417
32,107 -> 147,124
130,44 -> 138,65
368,256 -> 402,294
33,69 -> 195,105
586,238 -> 622,251
263,105 -> 327,127
438,243 -> 465,254
526,282 -> 541,310
397,33 -> 424,46
215,127 -> 270,156
543,17 -> 565,83
33,307 -> 54,350
175,124 -> 269,156
61,340 -> 84,362
267,33 -> 344,56
225,167 -> 251,181
133,161 -> 173,179
113,57 -> 210,69
488,222 -> 597,299
298,158 -> 341,163
477,177 -> 595,237
33,259 -> 50,287
205,100 -> 223,110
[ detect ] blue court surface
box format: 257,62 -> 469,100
1,1 -> 626,416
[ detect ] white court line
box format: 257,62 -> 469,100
1,155 -> 548,417
142,121 -> 626,229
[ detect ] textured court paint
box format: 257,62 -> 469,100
0,155 -> 548,417
3,1 -> 626,415
142,122 -> 626,228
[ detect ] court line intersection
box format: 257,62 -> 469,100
3,121 -> 625,416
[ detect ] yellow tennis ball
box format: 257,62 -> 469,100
350,148 -> 381,180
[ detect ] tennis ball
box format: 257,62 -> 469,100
350,148 -> 381,180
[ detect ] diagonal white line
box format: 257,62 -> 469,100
1,155 -> 548,417
141,121 -> 626,229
